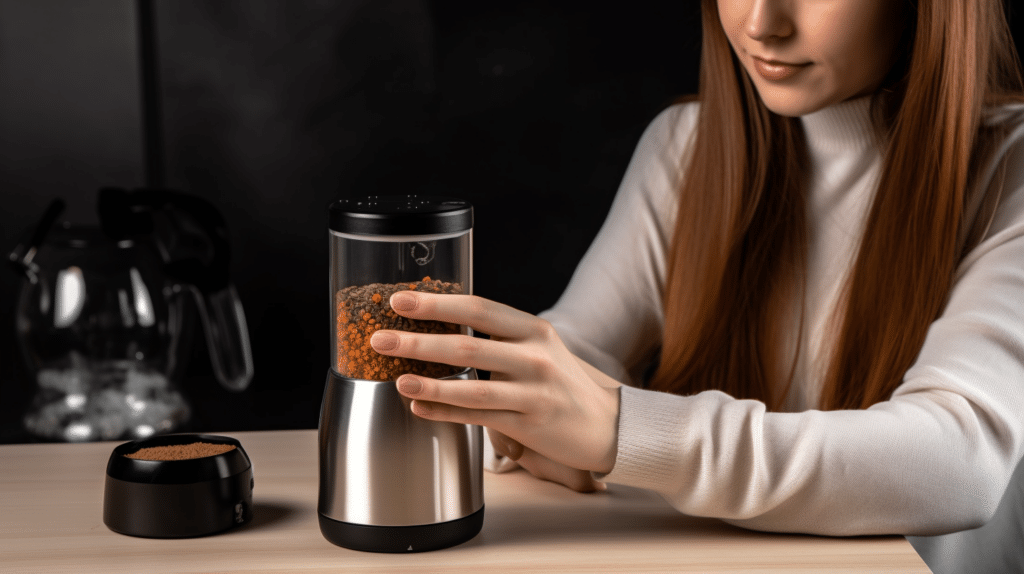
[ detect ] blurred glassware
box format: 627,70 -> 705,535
8,190 -> 253,442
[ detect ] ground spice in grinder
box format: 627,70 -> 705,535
125,442 -> 236,461
336,276 -> 463,381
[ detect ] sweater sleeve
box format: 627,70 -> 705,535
594,112 -> 1024,537
537,103 -> 698,386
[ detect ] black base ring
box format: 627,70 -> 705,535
318,506 -> 484,553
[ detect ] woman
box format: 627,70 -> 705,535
369,0 -> 1024,570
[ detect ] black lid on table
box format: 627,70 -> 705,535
103,433 -> 254,538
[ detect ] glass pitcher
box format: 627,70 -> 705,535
8,189 -> 254,442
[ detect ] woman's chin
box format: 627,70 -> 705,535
757,93 -> 828,117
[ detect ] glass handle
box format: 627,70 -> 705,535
190,284 -> 253,392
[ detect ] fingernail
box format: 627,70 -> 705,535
371,331 -> 398,351
491,439 -> 509,458
391,292 -> 417,312
397,375 -> 422,395
505,440 -> 524,461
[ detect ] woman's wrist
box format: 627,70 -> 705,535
594,384 -> 621,474
573,355 -> 623,389
572,354 -> 622,473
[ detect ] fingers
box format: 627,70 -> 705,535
371,331 -> 525,376
487,428 -> 524,461
398,374 -> 527,413
388,291 -> 551,341
406,397 -> 520,433
516,446 -> 607,493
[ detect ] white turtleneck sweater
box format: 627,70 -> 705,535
486,97 -> 1024,572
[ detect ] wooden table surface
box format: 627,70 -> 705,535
0,429 -> 931,573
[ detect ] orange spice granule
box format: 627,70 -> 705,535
334,277 -> 463,381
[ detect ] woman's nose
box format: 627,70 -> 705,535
744,0 -> 794,42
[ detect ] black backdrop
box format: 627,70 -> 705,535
0,1 -> 700,442
2,1 -> 1021,444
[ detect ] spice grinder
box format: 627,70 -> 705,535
318,196 -> 483,553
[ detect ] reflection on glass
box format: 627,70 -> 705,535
118,289 -> 134,327
53,266 -> 85,328
130,267 -> 155,327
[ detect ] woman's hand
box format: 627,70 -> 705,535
369,291 -> 621,475
488,428 -> 606,492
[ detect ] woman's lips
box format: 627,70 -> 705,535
751,56 -> 810,81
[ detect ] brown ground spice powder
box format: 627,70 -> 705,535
126,442 -> 237,461
336,276 -> 463,381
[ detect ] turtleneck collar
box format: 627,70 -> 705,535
799,95 -> 877,158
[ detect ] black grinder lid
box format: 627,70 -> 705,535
329,195 -> 473,236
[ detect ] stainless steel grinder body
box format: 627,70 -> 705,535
318,197 -> 483,553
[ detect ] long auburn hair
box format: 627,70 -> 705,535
646,0 -> 1024,410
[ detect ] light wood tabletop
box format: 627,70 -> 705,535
0,429 -> 931,573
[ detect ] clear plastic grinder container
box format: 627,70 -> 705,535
320,195 -> 482,552
328,196 -> 473,382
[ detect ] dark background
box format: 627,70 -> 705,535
0,0 -> 701,443
2,2 -> 1022,444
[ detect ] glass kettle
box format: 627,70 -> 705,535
8,188 -> 254,442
